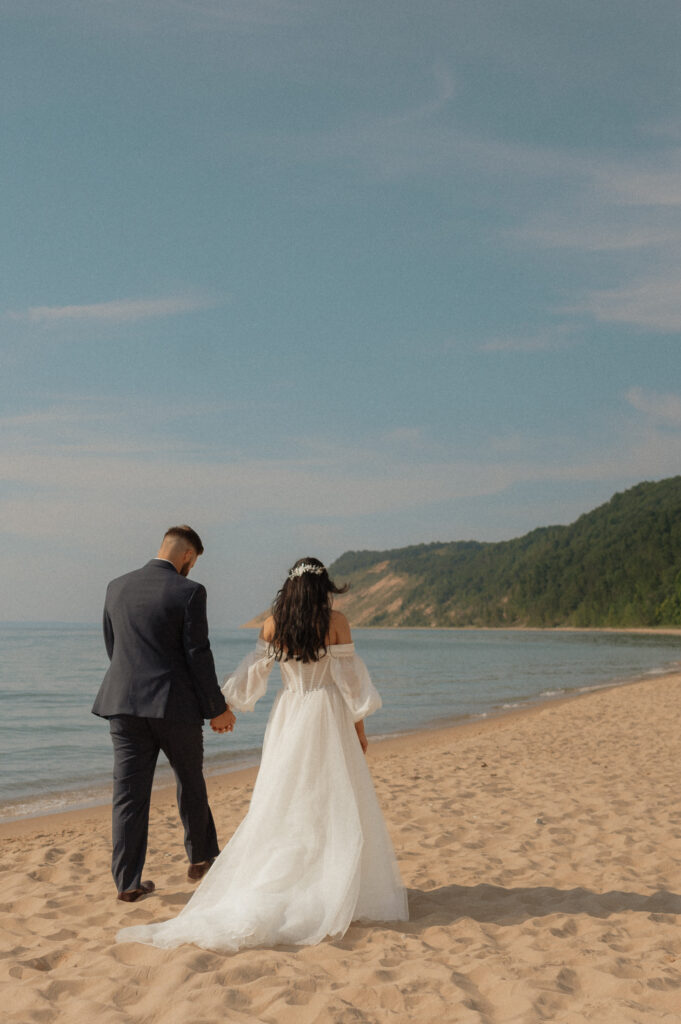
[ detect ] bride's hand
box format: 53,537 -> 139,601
355,721 -> 368,754
211,707 -> 236,733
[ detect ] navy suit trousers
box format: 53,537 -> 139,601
109,716 -> 219,892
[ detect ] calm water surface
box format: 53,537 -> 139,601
1,624 -> 680,821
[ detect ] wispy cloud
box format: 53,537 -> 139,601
507,138 -> 681,264
3,410 -> 680,620
8,294 -> 221,325
286,68 -> 467,180
575,270 -> 681,331
514,214 -> 681,253
379,426 -> 426,447
0,408 -> 92,429
2,413 -> 679,544
595,150 -> 681,208
0,396 -> 254,459
479,328 -> 573,353
3,0 -> 306,30
167,0 -> 304,25
626,387 -> 681,425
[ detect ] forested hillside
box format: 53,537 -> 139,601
329,477 -> 681,627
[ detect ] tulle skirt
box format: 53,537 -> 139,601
116,685 -> 408,951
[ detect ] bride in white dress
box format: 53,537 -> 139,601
117,557 -> 408,951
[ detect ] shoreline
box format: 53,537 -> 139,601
353,625 -> 681,635
241,621 -> 681,634
0,663 -> 668,841
3,625 -> 680,828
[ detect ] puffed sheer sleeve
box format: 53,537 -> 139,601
328,643 -> 382,722
221,639 -> 276,712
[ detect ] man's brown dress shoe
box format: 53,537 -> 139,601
117,880 -> 155,902
187,859 -> 214,882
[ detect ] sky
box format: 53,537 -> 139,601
2,0 -> 681,625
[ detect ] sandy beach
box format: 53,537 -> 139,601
2,673 -> 681,1023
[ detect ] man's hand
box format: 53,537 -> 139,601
210,707 -> 236,734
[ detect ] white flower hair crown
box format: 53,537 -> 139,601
288,563 -> 326,580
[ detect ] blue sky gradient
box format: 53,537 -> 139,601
2,1 -> 681,623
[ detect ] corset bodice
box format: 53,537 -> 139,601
279,651 -> 335,695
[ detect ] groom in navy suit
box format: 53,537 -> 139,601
92,525 -> 236,901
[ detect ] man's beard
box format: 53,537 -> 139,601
180,563 -> 191,577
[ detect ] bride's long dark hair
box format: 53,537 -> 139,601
270,557 -> 349,663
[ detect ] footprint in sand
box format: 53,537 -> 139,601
20,949 -> 68,973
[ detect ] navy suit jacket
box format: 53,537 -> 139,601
92,559 -> 228,723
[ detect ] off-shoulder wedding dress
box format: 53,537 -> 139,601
117,640 -> 408,951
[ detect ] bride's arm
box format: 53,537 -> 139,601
221,631 -> 275,712
328,614 -> 382,751
333,614 -> 370,753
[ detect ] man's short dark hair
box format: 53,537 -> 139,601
164,525 -> 204,555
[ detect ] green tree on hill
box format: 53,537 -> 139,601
330,477 -> 681,628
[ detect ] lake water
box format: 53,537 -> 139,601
1,624 -> 680,822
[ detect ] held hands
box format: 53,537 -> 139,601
211,707 -> 236,734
